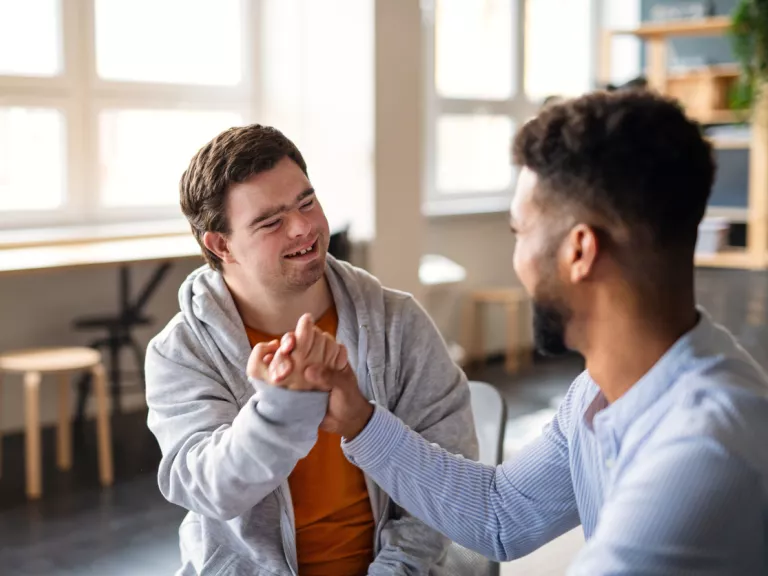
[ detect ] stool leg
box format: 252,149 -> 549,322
92,363 -> 114,487
505,302 -> 520,374
24,371 -> 42,500
57,373 -> 72,471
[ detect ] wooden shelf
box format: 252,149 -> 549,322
706,207 -> 749,222
668,64 -> 740,80
603,15 -> 768,271
708,137 -> 750,149
692,109 -> 744,125
612,16 -> 732,39
695,248 -> 756,268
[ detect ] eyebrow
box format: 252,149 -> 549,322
248,188 -> 315,229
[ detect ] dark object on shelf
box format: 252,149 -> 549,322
328,226 -> 351,262
605,76 -> 649,92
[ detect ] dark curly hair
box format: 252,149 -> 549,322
512,90 -> 715,254
180,124 -> 308,270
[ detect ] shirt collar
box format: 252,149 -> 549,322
588,306 -> 714,442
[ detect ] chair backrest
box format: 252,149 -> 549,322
443,381 -> 507,576
468,380 -> 507,466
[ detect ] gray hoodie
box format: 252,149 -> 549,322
145,255 -> 478,575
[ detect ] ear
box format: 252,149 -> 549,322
203,231 -> 236,264
563,224 -> 598,283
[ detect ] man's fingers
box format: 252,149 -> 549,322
254,340 -> 279,358
279,332 -> 296,356
333,344 -> 349,371
304,326 -> 327,365
269,349 -> 294,382
303,364 -> 326,385
294,313 -> 315,357
247,340 -> 280,379
321,333 -> 337,365
305,362 -> 354,388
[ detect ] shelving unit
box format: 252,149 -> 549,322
602,16 -> 768,270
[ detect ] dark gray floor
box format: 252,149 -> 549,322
0,268 -> 765,575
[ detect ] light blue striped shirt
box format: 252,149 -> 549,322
344,309 -> 768,574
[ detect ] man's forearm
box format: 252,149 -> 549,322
344,406 -> 580,562
152,378 -> 328,520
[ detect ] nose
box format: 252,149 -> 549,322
285,209 -> 312,238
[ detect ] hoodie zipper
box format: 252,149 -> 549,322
276,324 -> 389,571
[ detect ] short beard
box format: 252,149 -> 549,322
532,296 -> 571,356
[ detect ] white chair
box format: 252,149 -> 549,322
443,381 -> 507,576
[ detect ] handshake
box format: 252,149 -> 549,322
246,313 -> 375,439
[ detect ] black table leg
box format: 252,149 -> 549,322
75,261 -> 174,420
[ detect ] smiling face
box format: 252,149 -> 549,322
511,167 -> 574,355
204,156 -> 330,296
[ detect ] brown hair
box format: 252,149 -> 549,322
180,124 -> 308,270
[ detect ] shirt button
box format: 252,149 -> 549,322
605,458 -> 615,469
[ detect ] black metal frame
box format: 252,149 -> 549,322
74,262 -> 173,420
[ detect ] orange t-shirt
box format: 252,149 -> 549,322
245,307 -> 375,576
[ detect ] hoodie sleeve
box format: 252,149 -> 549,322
145,322 -> 328,521
368,295 -> 479,575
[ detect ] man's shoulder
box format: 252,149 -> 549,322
645,360 -> 768,471
148,312 -> 199,358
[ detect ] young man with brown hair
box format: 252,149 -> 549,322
145,124 -> 477,575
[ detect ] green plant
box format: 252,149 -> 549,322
729,0 -> 768,110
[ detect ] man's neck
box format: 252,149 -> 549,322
226,275 -> 333,336
581,294 -> 698,404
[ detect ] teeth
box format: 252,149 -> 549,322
289,243 -> 314,257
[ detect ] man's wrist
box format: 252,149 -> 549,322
342,403 -> 374,440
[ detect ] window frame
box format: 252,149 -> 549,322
422,0 -> 602,217
0,0 -> 261,230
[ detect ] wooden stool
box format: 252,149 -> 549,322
0,347 -> 114,499
462,288 -> 531,374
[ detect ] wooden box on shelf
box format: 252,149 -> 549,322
602,16 -> 768,270
666,65 -> 740,123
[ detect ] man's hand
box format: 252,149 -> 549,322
305,364 -> 374,440
246,314 -> 347,391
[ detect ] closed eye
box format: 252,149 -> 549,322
299,198 -> 315,211
261,219 -> 282,231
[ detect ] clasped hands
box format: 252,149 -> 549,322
246,314 -> 374,439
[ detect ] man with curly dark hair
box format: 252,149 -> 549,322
273,90 -> 768,574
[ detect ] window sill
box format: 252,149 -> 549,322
422,195 -> 512,218
0,218 -> 190,249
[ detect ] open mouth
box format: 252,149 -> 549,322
284,240 -> 318,259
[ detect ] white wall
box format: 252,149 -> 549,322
368,0 -> 424,299
0,260 -> 202,432
423,213 -> 532,358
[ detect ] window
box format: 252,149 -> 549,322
260,0 -> 374,240
424,0 -> 599,215
0,0 -> 251,228
0,0 -> 374,240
